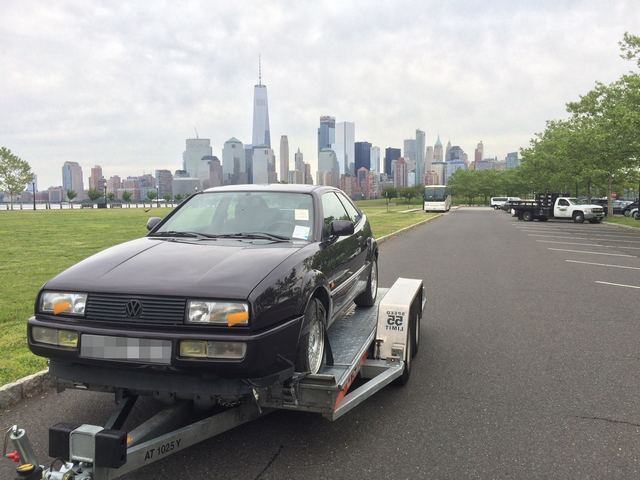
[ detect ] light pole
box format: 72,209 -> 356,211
156,185 -> 160,208
32,181 -> 36,211
104,184 -> 107,208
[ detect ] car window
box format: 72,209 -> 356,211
336,192 -> 362,223
156,191 -> 314,240
322,192 -> 350,237
558,199 -> 569,206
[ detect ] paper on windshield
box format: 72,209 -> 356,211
292,225 -> 310,240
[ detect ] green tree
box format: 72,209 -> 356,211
0,147 -> 34,210
121,190 -> 132,207
146,190 -> 158,206
66,189 -> 77,208
163,193 -> 173,204
87,189 -> 102,202
174,193 -> 184,202
107,192 -> 116,202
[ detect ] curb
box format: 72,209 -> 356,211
0,369 -> 52,410
376,213 -> 443,244
1,213 -> 444,409
603,221 -> 640,231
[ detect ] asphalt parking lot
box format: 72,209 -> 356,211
2,208 -> 639,479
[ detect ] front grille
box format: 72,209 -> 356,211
85,294 -> 187,326
593,208 -> 603,213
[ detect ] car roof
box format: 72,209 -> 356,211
203,184 -> 337,195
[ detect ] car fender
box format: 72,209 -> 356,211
301,269 -> 332,321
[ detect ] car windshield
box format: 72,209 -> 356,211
153,191 -> 315,241
568,198 -> 589,205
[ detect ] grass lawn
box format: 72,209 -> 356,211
0,201 -> 437,385
603,216 -> 640,228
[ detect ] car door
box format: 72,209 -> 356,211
335,191 -> 370,300
317,191 -> 357,321
555,198 -> 571,218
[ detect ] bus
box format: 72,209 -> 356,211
424,185 -> 452,212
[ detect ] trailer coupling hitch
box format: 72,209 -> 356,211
3,425 -> 45,479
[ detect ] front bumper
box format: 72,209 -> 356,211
28,314 -> 303,380
584,211 -> 605,220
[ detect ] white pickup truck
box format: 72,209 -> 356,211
511,195 -> 605,223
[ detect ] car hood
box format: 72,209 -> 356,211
45,237 -> 301,299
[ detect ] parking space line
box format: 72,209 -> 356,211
528,234 -> 640,244
520,228 -> 640,239
548,248 -> 635,257
595,281 -> 640,289
566,260 -> 640,270
536,240 -> 604,247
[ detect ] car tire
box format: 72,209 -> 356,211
522,211 -> 534,222
633,211 -> 640,220
295,298 -> 326,374
395,314 -> 416,386
355,258 -> 378,307
589,218 -> 601,224
538,216 -> 548,222
573,212 -> 585,223
624,210 -> 631,217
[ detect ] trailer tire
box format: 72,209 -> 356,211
295,298 -> 326,374
573,212 -> 585,223
355,259 -> 378,307
395,335 -> 412,386
522,210 -> 534,222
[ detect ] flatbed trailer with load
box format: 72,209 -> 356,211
2,278 -> 425,480
511,193 -> 605,223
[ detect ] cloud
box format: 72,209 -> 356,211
0,0 -> 638,188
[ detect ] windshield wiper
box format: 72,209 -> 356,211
214,232 -> 291,241
149,231 -> 217,239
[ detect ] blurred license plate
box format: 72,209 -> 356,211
81,334 -> 171,364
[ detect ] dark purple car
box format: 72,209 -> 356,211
28,185 -> 378,399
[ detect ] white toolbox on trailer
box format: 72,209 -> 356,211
2,278 -> 426,480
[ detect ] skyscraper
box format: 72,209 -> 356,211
62,161 -> 84,200
251,58 -> 271,148
370,146 -> 381,172
334,121 -> 355,176
155,170 -> 173,198
252,147 -> 275,184
89,165 -> 104,192
403,139 -> 417,172
415,129 -> 426,186
506,152 -> 520,169
222,138 -> 246,185
447,145 -> 465,162
183,138 -> 212,179
279,135 -> 289,183
433,135 -> 443,162
393,158 -> 408,188
318,116 -> 335,151
384,147 -> 401,177
354,141 -> 372,171
294,148 -> 304,172
445,140 -> 452,160
475,141 -> 484,163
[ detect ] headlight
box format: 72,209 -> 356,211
186,301 -> 249,326
40,292 -> 87,316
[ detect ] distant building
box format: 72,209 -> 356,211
393,158 -> 408,188
447,145 -> 465,162
62,161 -> 84,200
304,163 -> 313,185
252,147 -> 275,184
334,121 -> 355,176
172,177 -> 200,198
251,59 -> 271,148
474,141 -> 484,163
318,116 -> 336,152
279,135 -> 289,182
403,139 -> 417,173
506,152 -> 520,169
370,146 -> 381,173
48,186 -> 64,203
88,165 -> 105,192
26,175 -> 38,193
475,159 -> 497,171
155,170 -> 173,198
445,159 -> 466,184
222,138 -> 246,185
208,158 -> 223,187
433,135 -> 443,162
183,138 -> 212,179
445,140 -> 452,160
354,141 -> 372,171
384,147 -> 401,177
415,129 -> 426,187
107,176 -> 121,197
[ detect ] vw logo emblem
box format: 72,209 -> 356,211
125,299 -> 143,318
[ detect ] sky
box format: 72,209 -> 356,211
1,0 -> 639,189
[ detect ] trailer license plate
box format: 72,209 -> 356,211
81,334 -> 171,364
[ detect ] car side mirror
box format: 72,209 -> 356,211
331,219 -> 354,237
146,217 -> 162,231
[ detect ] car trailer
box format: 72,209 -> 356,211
3,278 -> 425,480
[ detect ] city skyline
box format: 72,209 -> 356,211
2,1 -> 638,188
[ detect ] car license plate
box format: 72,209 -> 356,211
81,334 -> 171,364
